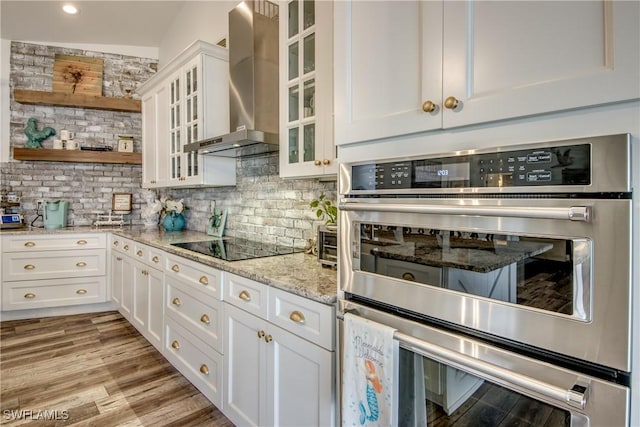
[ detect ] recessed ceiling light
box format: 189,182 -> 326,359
62,4 -> 78,14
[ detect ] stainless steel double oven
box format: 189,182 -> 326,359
338,134 -> 632,426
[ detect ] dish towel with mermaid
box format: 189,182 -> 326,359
342,313 -> 399,426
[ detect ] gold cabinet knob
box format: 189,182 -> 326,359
123,245 -> 129,251
239,290 -> 251,302
199,364 -> 209,375
171,340 -> 180,350
136,250 -> 143,257
171,264 -> 180,272
444,96 -> 459,110
200,314 -> 210,324
76,240 -> 87,245
199,276 -> 209,286
76,289 -> 87,295
76,261 -> 87,267
314,160 -> 322,166
257,330 -> 265,339
289,311 -> 306,324
422,100 -> 436,112
172,297 -> 181,306
402,272 -> 416,281
23,264 -> 35,270
24,241 -> 36,247
113,241 -> 119,246
152,256 -> 159,263
264,334 -> 273,343
322,159 -> 330,165
24,292 -> 36,299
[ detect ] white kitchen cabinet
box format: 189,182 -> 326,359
279,0 -> 337,178
138,40 -> 236,188
223,274 -> 335,427
1,233 -> 107,311
334,0 -> 640,145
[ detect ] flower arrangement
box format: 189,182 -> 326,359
144,196 -> 186,216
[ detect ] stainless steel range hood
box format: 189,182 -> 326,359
185,0 -> 279,158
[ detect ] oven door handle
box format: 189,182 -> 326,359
339,202 -> 591,222
397,331 -> 589,410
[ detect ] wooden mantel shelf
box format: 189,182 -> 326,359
13,147 -> 142,165
14,89 -> 141,113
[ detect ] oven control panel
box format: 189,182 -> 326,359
351,144 -> 591,191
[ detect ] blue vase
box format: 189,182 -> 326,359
163,212 -> 186,232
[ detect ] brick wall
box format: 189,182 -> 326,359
2,41 -> 336,239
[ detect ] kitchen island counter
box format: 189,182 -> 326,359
1,226 -> 338,305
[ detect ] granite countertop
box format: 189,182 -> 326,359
368,236 -> 553,273
1,226 -> 338,305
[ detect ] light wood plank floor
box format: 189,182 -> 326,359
0,311 -> 234,426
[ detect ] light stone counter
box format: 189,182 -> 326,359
1,225 -> 338,305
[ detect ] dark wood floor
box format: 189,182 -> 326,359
0,311 -> 234,426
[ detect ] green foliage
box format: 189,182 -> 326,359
309,193 -> 337,225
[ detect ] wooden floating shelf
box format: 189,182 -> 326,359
13,147 -> 142,165
13,89 -> 141,113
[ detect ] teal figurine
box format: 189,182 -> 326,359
24,118 -> 56,148
163,212 -> 186,232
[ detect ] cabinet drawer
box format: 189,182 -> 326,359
269,287 -> 335,351
2,249 -> 106,282
2,276 -> 107,310
110,235 -> 135,255
224,273 -> 268,319
165,318 -> 223,408
165,254 -> 222,300
166,280 -> 223,353
2,233 -> 106,252
133,242 -> 165,270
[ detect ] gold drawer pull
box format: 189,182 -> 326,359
289,311 -> 306,324
152,256 -> 159,263
76,262 -> 87,267
172,297 -> 181,306
116,256 -> 123,261
24,292 -> 36,299
123,245 -> 129,251
24,264 -> 35,270
136,250 -> 143,257
264,334 -> 273,343
113,240 -> 119,246
76,289 -> 87,295
257,330 -> 265,339
77,240 -> 87,245
200,314 -> 210,324
402,272 -> 416,281
24,241 -> 36,247
199,276 -> 209,285
171,264 -> 180,272
171,340 -> 180,350
200,364 -> 209,375
239,290 -> 251,302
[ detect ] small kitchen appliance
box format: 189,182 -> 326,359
317,225 -> 337,267
0,213 -> 24,229
43,200 -> 69,229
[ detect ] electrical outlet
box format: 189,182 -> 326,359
210,201 -> 216,214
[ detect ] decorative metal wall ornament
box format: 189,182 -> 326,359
24,118 -> 56,148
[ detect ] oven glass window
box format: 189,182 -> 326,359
397,348 -> 571,426
355,223 -> 591,319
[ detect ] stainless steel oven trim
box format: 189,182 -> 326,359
339,300 -> 630,426
339,197 -> 632,371
339,133 -> 631,196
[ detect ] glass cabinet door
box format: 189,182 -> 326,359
169,75 -> 181,180
285,0 -> 316,167
184,63 -> 199,179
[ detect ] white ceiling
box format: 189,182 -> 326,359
0,1 -> 186,48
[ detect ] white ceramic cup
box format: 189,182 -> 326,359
7,192 -> 19,203
53,139 -> 64,149
60,130 -> 74,141
66,140 -> 80,150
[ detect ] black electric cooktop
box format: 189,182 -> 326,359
171,237 -> 304,262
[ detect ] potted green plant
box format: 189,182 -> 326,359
309,193 -> 337,226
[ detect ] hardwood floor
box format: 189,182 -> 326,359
0,311 -> 234,427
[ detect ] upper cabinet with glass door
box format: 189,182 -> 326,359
139,40 -> 236,188
279,0 -> 336,179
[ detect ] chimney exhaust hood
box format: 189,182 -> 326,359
185,0 -> 279,158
